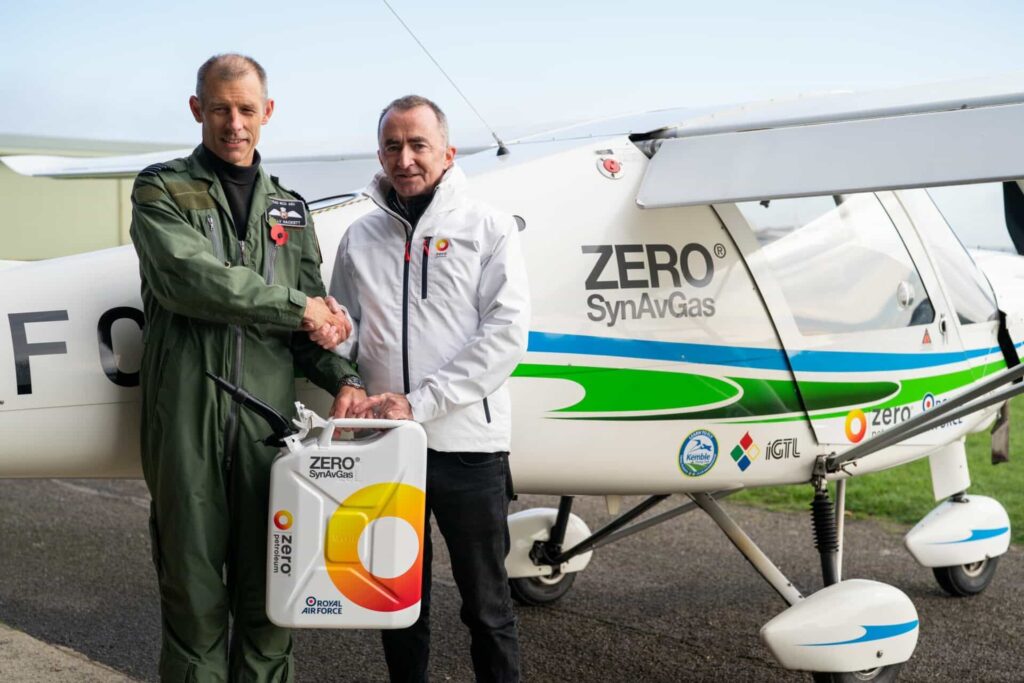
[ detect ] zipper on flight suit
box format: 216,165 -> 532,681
206,211 -> 236,473
263,241 -> 279,285
223,239 -> 247,473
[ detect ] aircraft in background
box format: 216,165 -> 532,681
5,74 -> 1024,681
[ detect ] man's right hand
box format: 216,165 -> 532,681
302,296 -> 351,349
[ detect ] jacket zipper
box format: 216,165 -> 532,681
421,237 -> 432,299
402,236 -> 411,394
224,238 -> 247,475
483,397 -> 492,424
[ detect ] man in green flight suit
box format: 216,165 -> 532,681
130,53 -> 366,682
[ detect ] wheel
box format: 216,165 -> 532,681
811,663 -> 902,682
509,570 -> 576,606
932,556 -> 1000,596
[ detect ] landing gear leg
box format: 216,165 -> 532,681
808,473 -> 902,682
510,496 -> 577,606
810,477 -> 840,588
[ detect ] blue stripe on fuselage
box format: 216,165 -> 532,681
527,332 -> 1007,373
527,332 -> 789,370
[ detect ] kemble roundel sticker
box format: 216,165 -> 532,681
324,482 -> 426,612
679,429 -> 718,477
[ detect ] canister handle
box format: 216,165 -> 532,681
316,418 -> 410,447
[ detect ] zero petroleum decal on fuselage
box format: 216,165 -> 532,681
582,243 -> 722,327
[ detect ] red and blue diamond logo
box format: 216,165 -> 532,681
731,432 -> 760,472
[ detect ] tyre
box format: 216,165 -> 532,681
509,570 -> 576,606
812,663 -> 902,682
932,556 -> 999,597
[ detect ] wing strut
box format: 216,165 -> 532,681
822,363 -> 1024,474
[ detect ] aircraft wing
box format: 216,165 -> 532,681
1,149 -> 384,202
636,74 -> 1024,208
0,148 -> 194,178
1,146 -> 485,202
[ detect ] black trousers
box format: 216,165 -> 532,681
382,449 -> 520,683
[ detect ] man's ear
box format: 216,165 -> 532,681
262,98 -> 275,124
189,95 -> 203,123
444,145 -> 456,169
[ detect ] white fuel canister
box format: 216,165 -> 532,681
266,410 -> 427,629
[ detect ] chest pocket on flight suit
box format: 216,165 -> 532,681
163,179 -> 223,262
198,210 -> 227,263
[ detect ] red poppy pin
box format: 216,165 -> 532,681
270,223 -> 288,246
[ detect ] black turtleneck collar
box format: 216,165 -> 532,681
386,187 -> 436,232
205,146 -> 261,184
204,146 -> 261,241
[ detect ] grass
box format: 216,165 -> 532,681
734,397 -> 1024,544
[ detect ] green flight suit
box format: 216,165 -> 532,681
130,145 -> 356,682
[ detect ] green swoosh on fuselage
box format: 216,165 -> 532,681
512,364 -> 899,421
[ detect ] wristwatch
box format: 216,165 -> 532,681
338,375 -> 365,391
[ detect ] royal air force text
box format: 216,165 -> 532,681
583,243 -> 719,327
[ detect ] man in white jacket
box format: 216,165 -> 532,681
329,95 -> 529,682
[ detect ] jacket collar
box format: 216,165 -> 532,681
187,144 -> 276,238
364,164 -> 466,228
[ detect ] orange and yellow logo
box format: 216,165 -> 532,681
273,510 -> 293,530
844,409 -> 867,443
324,482 -> 425,613
435,238 -> 449,253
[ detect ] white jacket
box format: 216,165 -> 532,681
329,165 -> 530,452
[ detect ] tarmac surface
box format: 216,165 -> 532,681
0,478 -> 1021,682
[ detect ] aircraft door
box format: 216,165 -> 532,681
893,189 -> 1003,382
718,192 -> 972,447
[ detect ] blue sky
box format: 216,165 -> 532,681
3,0 -> 1023,154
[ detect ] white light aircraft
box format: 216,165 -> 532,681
5,75 -> 1024,681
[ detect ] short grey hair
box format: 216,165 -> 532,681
378,95 -> 449,146
196,53 -> 268,101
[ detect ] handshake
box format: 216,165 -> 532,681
302,295 -> 351,350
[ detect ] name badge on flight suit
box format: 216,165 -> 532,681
267,199 -> 307,228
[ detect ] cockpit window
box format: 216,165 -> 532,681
739,194 -> 934,336
923,187 -> 999,325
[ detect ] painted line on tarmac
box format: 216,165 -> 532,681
0,622 -> 140,682
51,480 -> 149,509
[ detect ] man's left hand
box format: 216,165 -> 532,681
330,385 -> 369,419
353,392 -> 414,420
